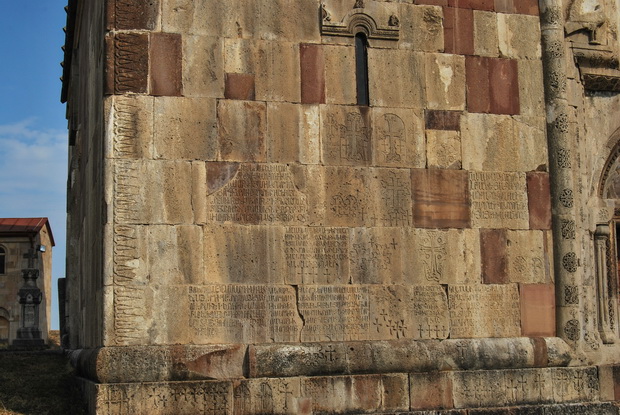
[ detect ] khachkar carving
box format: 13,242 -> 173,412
113,161 -> 147,344
320,2 -> 400,40
326,113 -> 371,163
594,224 -> 617,343
378,114 -> 406,163
419,231 -> 447,282
565,0 -> 620,92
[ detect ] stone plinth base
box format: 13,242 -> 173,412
78,366 -> 615,415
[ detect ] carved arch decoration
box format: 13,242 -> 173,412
598,126 -> 620,199
593,127 -> 620,344
565,0 -> 620,91
320,2 -> 400,40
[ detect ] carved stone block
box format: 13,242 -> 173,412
448,284 -> 521,338
469,171 -> 529,229
106,33 -> 149,95
399,5 -> 444,53
426,130 -> 462,169
372,107 -> 426,168
321,107 -> 373,166
107,0 -> 158,31
107,96 -> 154,159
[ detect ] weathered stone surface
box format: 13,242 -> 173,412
506,230 -> 550,284
426,130 -> 462,169
106,96 -> 154,159
474,10 -> 499,57
443,7 -> 474,55
159,284 -> 302,344
203,163 -> 308,225
323,45 -> 356,105
527,172 -> 552,230
267,103 -> 320,164
183,36 -> 225,99
321,106 -> 372,166
368,49 -> 425,108
112,160 -> 197,224
300,44 -> 325,104
466,56 -> 519,115
399,5 -> 444,52
255,41 -> 300,103
410,371 -> 454,410
448,0 -> 494,10
412,169 -> 471,229
153,97 -> 217,160
448,284 -> 521,338
216,100 -> 267,162
520,284 -> 556,337
373,107 -> 426,168
232,378 -> 304,415
404,229 -> 479,285
301,374 -> 409,414
452,367 -> 599,408
462,115 -> 547,172
469,171 -> 529,229
518,59 -> 545,117
425,53 -> 466,110
107,0 -> 159,31
498,13 -> 541,59
425,110 -> 461,131
150,33 -> 183,97
480,229 -> 508,284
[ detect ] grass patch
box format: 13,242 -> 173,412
0,350 -> 87,415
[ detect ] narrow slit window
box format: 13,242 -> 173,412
0,247 -> 5,275
355,33 -> 369,106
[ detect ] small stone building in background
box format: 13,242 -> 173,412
0,218 -> 53,346
61,0 -> 620,413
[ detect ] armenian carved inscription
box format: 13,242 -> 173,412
469,172 -> 529,228
298,286 -> 370,342
188,285 -> 299,343
283,227 -> 349,284
448,285 -> 521,338
206,164 -> 308,224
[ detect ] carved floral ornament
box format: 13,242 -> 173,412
320,2 -> 400,40
599,127 -> 620,199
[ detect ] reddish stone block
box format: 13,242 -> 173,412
448,0 -> 494,11
300,44 -> 325,104
111,33 -> 149,94
150,33 -> 183,96
527,172 -> 552,230
520,284 -> 556,337
412,169 -> 470,228
531,337 -> 548,368
225,73 -> 256,100
489,58 -> 519,115
613,366 -> 620,400
443,7 -> 474,55
494,0 -> 516,13
425,110 -> 461,131
107,0 -> 158,31
415,0 -> 448,5
410,372 -> 454,410
480,229 -> 508,284
515,0 -> 539,15
465,56 -> 491,113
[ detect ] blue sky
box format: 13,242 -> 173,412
1,1 -> 69,329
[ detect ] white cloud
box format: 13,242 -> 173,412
0,119 -> 68,329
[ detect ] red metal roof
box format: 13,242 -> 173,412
0,218 -> 55,246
